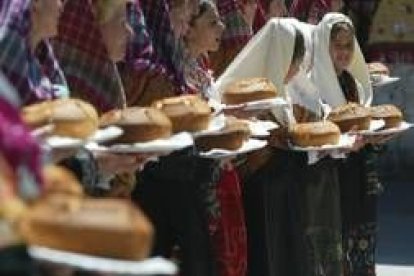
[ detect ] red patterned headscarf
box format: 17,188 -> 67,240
52,0 -> 126,113
0,0 -> 66,105
131,0 -> 189,93
289,0 -> 332,24
217,0 -> 255,48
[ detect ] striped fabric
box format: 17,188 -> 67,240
136,0 -> 189,93
216,0 -> 254,48
0,0 -> 66,105
52,0 -> 126,113
125,0 -> 157,72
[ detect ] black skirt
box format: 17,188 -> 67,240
131,148 -> 219,276
244,149 -> 343,276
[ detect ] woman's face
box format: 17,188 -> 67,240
31,0 -> 63,39
186,4 -> 225,54
329,28 -> 354,73
100,4 -> 133,62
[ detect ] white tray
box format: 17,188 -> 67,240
28,246 -> 177,275
290,134 -> 356,152
87,132 -> 193,154
45,126 -> 123,149
350,119 -> 385,135
360,121 -> 413,136
224,97 -> 288,111
199,138 -> 267,159
371,75 -> 400,87
248,120 -> 279,137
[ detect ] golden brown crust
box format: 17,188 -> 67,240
328,103 -> 371,133
290,121 -> 340,147
19,195 -> 153,260
100,107 -> 172,143
152,95 -> 211,133
195,117 -> 250,151
51,99 -> 99,139
42,166 -> 83,197
370,104 -> 403,128
23,99 -> 99,139
222,77 -> 278,105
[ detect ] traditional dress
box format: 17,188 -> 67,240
216,17 -> 345,276
311,13 -> 380,276
128,2 -> 218,275
183,50 -> 248,276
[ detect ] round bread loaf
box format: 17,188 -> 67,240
370,104 -> 402,128
19,195 -> 154,260
100,107 -> 172,143
195,116 -> 251,151
22,99 -> 99,139
152,95 -> 211,133
327,103 -> 371,133
222,77 -> 278,105
290,121 -> 340,147
42,165 -> 83,197
52,99 -> 99,139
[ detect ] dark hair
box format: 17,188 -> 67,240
292,28 -> 305,65
330,22 -> 355,41
189,0 -> 214,26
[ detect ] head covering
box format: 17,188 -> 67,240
215,18 -> 302,125
289,0 -> 332,24
310,12 -> 372,108
125,0 -> 155,72
52,0 -> 126,113
133,0 -> 189,93
215,18 -> 297,97
0,72 -> 43,195
0,0 -> 66,105
217,0 -> 254,48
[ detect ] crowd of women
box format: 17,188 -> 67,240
0,0 -> 393,276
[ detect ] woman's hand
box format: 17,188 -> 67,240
94,152 -> 154,178
267,128 -> 289,150
349,134 -> 366,152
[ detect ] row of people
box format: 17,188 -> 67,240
0,1 -> 392,276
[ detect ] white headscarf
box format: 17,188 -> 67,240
214,18 -> 297,98
214,18 -> 305,125
311,13 -> 372,108
282,19 -> 325,117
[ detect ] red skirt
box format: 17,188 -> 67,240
209,166 -> 247,276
